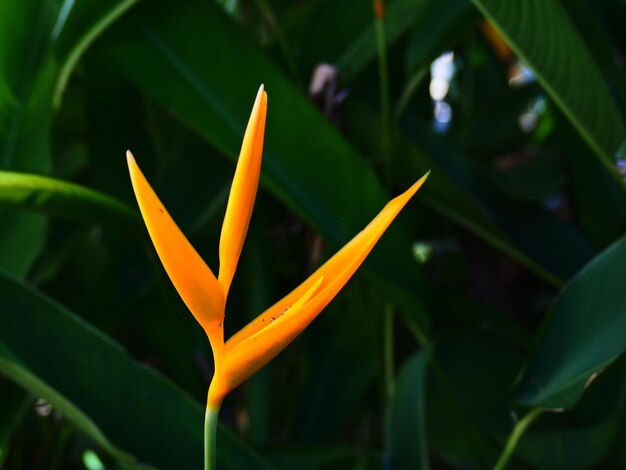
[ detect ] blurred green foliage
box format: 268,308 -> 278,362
1,0 -> 625,468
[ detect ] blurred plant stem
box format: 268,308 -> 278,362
402,316 -> 430,348
373,0 -> 396,413
393,66 -> 428,123
373,0 -> 392,186
383,303 -> 395,402
204,406 -> 220,470
494,408 -> 543,470
53,0 -> 140,108
405,317 -> 486,461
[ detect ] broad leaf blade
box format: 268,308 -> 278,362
471,0 -> 626,186
0,378 -> 30,467
0,349 -> 138,467
52,0 -> 140,106
0,1 -> 58,276
0,170 -> 140,233
517,360 -> 626,468
0,0 -> 139,276
515,236 -> 626,409
0,269 -> 271,469
385,350 -> 430,470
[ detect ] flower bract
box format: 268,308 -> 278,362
127,85 -> 429,410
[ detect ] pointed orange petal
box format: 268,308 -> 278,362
208,277 -> 325,406
127,151 -> 225,355
216,172 -> 429,395
226,172 -> 429,352
218,85 -> 268,299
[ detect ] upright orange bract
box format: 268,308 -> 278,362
127,85 -> 428,468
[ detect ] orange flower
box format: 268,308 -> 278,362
127,85 -> 428,412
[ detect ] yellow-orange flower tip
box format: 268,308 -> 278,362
403,170 -> 429,202
126,150 -> 226,357
224,169 -> 428,372
218,85 -> 268,299
224,171 -> 430,353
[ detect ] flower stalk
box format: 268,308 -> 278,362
493,408 -> 543,470
373,0 -> 392,184
204,405 -> 220,470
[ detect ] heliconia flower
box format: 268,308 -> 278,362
126,84 -> 428,417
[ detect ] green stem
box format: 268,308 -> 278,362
204,406 -> 220,470
373,2 -> 392,185
393,66 -> 428,123
53,0 -> 140,109
493,408 -> 543,470
402,315 -> 430,349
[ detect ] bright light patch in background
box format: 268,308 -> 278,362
412,239 -> 459,264
431,51 -> 455,84
430,51 -> 456,133
82,450 -> 105,470
518,96 -> 547,133
429,78 -> 449,101
412,241 -> 434,264
35,398 -> 52,417
434,101 -> 452,124
615,140 -> 626,179
51,0 -> 76,40
508,61 -> 535,88
218,0 -> 238,14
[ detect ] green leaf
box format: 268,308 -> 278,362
0,347 -> 138,467
266,447 -> 376,470
0,269 -> 271,469
296,286 -> 380,441
0,378 -> 31,467
438,295 -> 531,350
470,0 -> 626,187
0,1 -> 58,275
514,236 -> 626,409
53,0 -> 141,107
426,331 -> 519,467
558,0 -> 626,110
346,97 -> 595,286
0,213 -> 46,278
0,170 -> 141,233
0,0 -> 139,276
562,123 -> 626,248
0,1 -> 55,172
385,349 -> 430,470
517,359 -> 626,468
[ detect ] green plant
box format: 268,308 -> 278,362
1,0 -> 625,468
